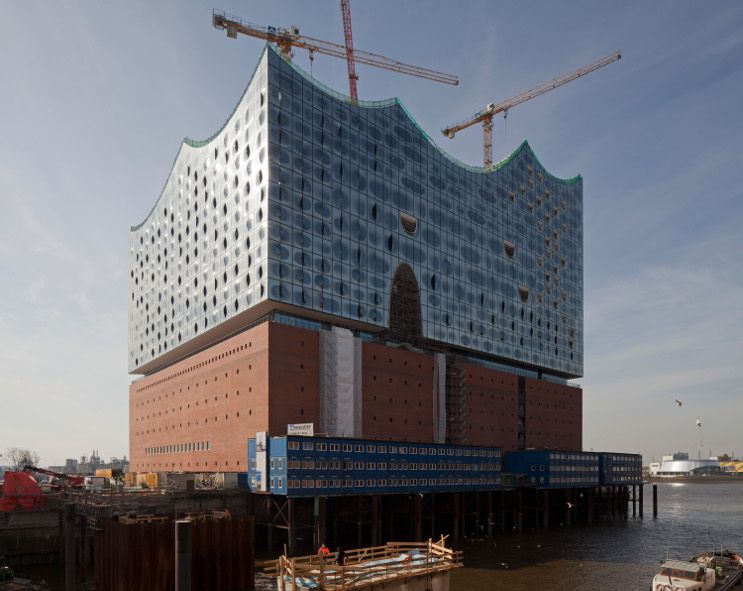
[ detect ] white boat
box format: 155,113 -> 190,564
652,550 -> 743,591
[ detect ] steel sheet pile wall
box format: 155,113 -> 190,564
94,515 -> 254,591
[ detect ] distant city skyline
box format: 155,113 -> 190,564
1,1 -> 741,465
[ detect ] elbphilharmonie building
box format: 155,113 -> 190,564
129,45 -> 583,473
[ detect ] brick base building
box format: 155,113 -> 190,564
130,318 -> 581,473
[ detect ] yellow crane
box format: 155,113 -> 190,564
441,50 -> 621,166
212,9 -> 459,94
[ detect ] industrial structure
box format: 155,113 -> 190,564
648,452 -> 721,477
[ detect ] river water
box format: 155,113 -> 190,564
451,482 -> 743,591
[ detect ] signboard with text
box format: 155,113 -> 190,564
287,423 -> 315,437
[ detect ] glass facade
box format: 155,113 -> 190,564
129,44 -> 583,378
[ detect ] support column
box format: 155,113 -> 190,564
639,483 -> 644,518
287,499 -> 296,556
499,491 -> 506,531
414,494 -> 422,541
474,492 -> 481,536
356,496 -> 363,548
623,486 -> 629,519
564,490 -> 572,527
486,491 -> 493,538
332,500 -> 338,546
452,493 -> 460,541
587,488 -> 594,522
542,490 -> 550,528
652,484 -> 658,518
516,489 -> 524,532
371,495 -> 380,546
175,519 -> 192,591
430,494 -> 437,539
632,485 -> 636,517
266,497 -> 275,551
64,504 -> 76,591
387,498 -> 394,541
314,497 -> 326,549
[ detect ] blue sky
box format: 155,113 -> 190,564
1,2 -> 741,466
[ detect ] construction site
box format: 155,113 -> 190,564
0,3 -> 643,591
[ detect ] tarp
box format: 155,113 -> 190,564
0,471 -> 44,511
319,327 -> 362,437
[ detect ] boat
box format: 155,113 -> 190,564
652,549 -> 743,591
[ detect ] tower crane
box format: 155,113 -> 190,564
212,9 -> 459,98
441,50 -> 621,167
339,0 -> 359,100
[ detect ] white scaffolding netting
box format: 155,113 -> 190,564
319,327 -> 362,437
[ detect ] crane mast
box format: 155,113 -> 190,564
442,49 -> 621,166
340,0 -> 359,100
213,9 -> 459,91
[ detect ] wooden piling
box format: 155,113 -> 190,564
652,484 -> 658,518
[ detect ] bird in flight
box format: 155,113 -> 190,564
675,399 -> 683,407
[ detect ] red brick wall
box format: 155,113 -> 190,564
361,343 -> 435,442
130,319 -> 581,473
267,323 -> 321,433
458,363 -> 520,451
129,322 -> 321,473
524,378 -> 582,450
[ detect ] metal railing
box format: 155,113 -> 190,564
263,537 -> 462,591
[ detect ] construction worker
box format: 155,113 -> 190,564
318,543 -> 330,564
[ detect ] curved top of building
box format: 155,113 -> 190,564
133,44 -> 580,232
129,45 -> 584,378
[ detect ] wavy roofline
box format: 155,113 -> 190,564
131,46 -> 269,232
131,43 -> 581,233
273,44 -> 581,183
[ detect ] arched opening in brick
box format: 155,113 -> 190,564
388,263 -> 422,344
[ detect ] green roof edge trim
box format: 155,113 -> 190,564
275,44 -> 581,183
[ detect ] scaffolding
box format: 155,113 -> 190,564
445,356 -> 468,445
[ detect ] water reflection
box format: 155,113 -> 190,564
452,482 -> 743,591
